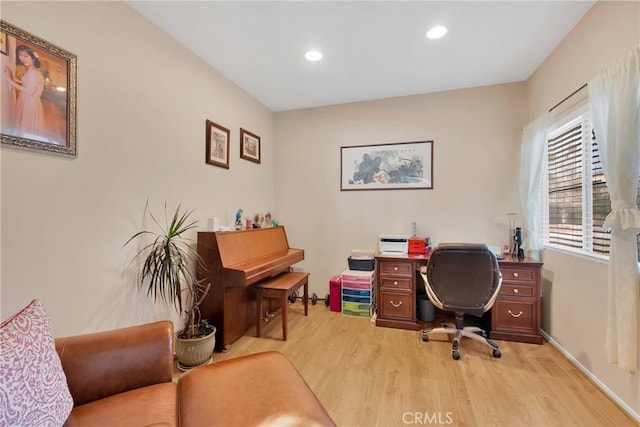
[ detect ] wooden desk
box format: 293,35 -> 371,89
374,253 -> 543,344
375,253 -> 428,331
490,256 -> 544,344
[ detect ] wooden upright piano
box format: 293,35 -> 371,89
197,226 -> 304,349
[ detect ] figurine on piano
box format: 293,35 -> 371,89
235,209 -> 244,230
253,213 -> 262,228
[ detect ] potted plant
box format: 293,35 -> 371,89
125,201 -> 215,371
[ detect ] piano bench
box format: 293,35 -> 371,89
255,271 -> 309,341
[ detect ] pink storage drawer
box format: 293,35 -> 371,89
342,279 -> 371,290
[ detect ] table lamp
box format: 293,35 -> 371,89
493,213 -> 521,254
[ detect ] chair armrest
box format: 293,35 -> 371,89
178,351 -> 336,426
55,320 -> 174,406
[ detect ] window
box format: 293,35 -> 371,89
542,108 -> 640,260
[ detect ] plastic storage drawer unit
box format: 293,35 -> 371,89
341,269 -> 375,318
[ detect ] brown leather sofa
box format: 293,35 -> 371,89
55,320 -> 335,426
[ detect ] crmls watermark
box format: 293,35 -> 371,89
402,412 -> 454,425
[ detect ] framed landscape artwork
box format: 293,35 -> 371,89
340,141 -> 434,191
0,20 -> 77,157
240,128 -> 260,164
206,119 -> 230,168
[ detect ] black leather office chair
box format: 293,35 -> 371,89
419,243 -> 502,360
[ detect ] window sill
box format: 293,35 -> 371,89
543,244 -> 610,265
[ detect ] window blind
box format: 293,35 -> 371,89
547,123 -> 583,248
590,132 -> 640,261
591,134 -> 611,255
544,110 -> 639,262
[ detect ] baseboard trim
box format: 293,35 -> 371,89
541,329 -> 640,423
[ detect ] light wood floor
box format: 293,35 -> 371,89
175,304 -> 637,427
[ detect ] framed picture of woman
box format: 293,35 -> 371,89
0,20 -> 77,157
0,32 -> 7,55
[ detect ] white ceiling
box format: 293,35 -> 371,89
126,1 -> 595,112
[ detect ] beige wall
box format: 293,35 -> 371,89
525,0 -> 639,417
275,83 -> 525,290
1,1 -> 275,334
526,1 -> 640,122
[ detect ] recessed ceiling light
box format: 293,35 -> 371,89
426,26 -> 447,40
305,50 -> 323,61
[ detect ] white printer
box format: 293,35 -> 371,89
378,235 -> 409,255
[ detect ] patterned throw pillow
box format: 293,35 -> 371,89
0,299 -> 73,426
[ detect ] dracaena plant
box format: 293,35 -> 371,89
125,201 -> 211,339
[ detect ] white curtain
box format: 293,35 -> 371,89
588,45 -> 640,373
519,113 -> 549,251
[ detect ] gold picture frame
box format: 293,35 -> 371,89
0,20 -> 77,157
0,31 -> 7,55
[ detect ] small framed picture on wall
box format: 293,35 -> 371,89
206,119 -> 230,169
240,128 -> 261,164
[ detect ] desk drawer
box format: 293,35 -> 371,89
499,283 -> 534,298
492,299 -> 537,333
379,276 -> 412,290
378,261 -> 413,277
378,291 -> 413,319
500,267 -> 536,284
